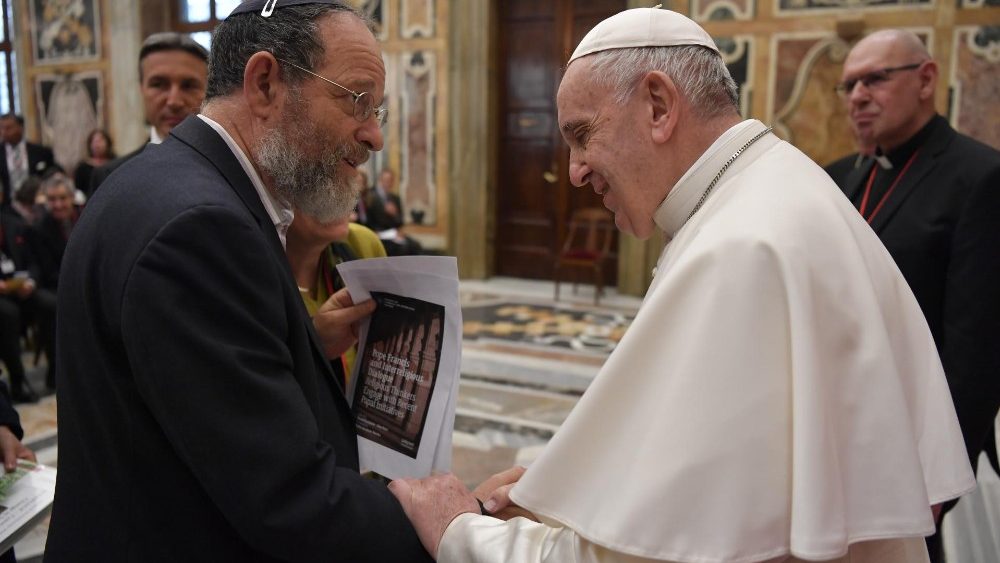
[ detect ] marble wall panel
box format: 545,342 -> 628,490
776,0 -> 933,15
768,33 -> 855,165
356,0 -> 386,40
716,35 -> 754,116
958,0 -> 1000,7
692,0 -> 755,20
364,52 -> 398,186
401,0 -> 434,39
950,26 -> 1000,150
400,50 -> 437,225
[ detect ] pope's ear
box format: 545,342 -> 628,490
243,52 -> 283,119
645,71 -> 679,144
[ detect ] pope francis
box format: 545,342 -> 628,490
388,8 -> 975,563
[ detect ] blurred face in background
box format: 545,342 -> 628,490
89,131 -> 111,158
0,116 -> 24,145
45,183 -> 75,222
378,170 -> 394,192
140,50 -> 208,138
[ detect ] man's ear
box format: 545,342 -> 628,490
645,71 -> 680,145
244,52 -> 283,120
917,60 -> 938,101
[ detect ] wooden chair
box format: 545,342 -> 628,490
554,207 -> 615,305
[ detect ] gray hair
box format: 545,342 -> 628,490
41,172 -> 74,195
205,2 -> 367,101
587,45 -> 738,119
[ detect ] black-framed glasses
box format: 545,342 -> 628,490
834,63 -> 923,97
276,57 -> 388,126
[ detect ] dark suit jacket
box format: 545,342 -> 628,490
0,206 -> 38,280
88,143 -> 146,194
1,142 -> 55,204
823,152 -> 869,187
833,115 -> 1000,473
45,117 -> 430,562
26,211 -> 75,290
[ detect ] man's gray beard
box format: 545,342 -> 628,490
255,108 -> 363,223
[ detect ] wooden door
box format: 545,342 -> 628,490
494,0 -> 624,281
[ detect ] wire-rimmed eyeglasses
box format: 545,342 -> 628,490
275,57 -> 388,126
834,63 -> 924,97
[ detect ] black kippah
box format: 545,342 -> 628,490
228,0 -> 341,19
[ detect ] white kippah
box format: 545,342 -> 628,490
569,8 -> 719,64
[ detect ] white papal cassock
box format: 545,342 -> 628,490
439,120 -> 975,562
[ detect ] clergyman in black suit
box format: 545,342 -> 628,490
0,113 -> 55,206
89,32 -> 208,192
44,2 -> 439,561
831,29 -> 1000,561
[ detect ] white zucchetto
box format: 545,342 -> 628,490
569,7 -> 720,64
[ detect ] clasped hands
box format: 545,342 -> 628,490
389,465 -> 535,558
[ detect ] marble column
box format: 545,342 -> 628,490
447,0 -> 493,278
107,0 -> 145,154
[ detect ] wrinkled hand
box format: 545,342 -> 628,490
0,426 -> 36,473
389,473 -> 480,558
473,465 -> 537,521
313,288 -> 376,359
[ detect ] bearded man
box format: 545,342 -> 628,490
45,2 -> 432,561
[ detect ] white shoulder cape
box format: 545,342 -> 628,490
497,121 -> 975,562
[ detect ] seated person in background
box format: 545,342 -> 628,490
0,379 -> 37,563
26,174 -> 76,389
364,168 -> 422,256
0,193 -> 42,403
351,169 -> 370,224
10,176 -> 42,224
73,129 -> 115,197
286,202 -> 386,381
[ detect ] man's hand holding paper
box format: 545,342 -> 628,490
313,287 -> 376,359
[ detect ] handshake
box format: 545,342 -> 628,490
389,465 -> 533,558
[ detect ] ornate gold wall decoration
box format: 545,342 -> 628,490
768,33 -> 855,164
400,50 -> 437,225
400,0 -> 434,39
775,0 -> 934,15
949,26 -> 1000,149
716,35 -> 754,116
693,0 -> 755,21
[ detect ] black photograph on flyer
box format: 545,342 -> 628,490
353,292 -> 444,458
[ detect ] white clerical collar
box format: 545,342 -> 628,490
149,126 -> 165,145
196,114 -> 295,247
873,153 -> 893,170
653,119 -> 767,238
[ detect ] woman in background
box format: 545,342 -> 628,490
286,206 -> 386,384
73,129 -> 114,197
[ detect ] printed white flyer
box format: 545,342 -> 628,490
337,256 -> 461,479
